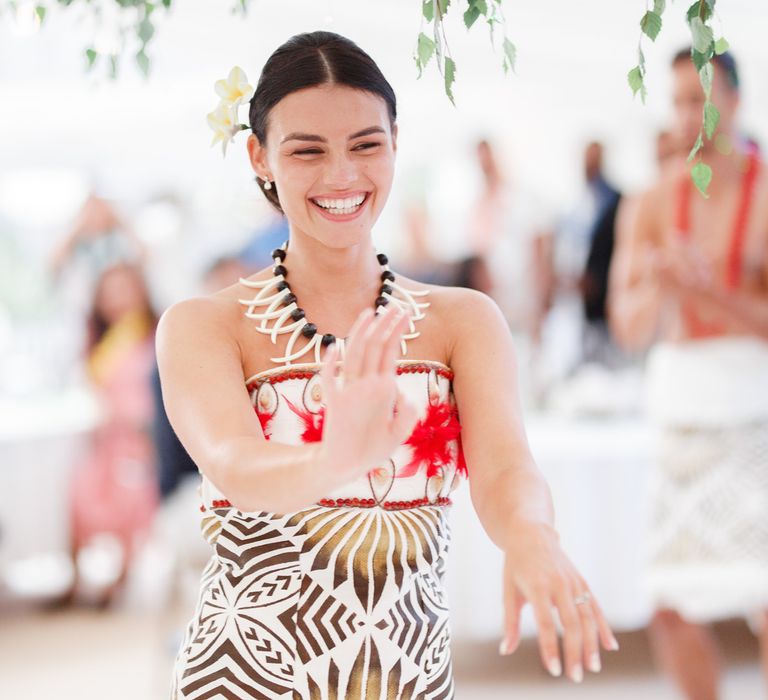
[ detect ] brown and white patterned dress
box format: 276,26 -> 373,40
171,264 -> 467,699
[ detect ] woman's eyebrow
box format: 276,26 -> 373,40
280,126 -> 385,144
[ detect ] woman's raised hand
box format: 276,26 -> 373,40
316,306 -> 419,486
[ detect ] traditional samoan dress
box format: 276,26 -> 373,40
643,151 -> 768,622
171,270 -> 467,699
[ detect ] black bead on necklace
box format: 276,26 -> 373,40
270,243 -> 396,347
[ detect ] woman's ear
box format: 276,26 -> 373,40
247,133 -> 270,180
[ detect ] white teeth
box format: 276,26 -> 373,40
314,193 -> 366,211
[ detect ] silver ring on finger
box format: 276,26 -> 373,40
574,592 -> 592,606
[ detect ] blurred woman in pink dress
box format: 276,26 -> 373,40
69,262 -> 159,606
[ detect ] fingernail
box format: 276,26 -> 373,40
588,652 -> 601,673
571,663 -> 583,683
498,638 -> 510,656
547,658 -> 562,677
608,636 -> 620,651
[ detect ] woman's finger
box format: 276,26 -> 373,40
530,594 -> 562,678
571,581 -> 601,674
590,590 -> 619,652
553,586 -> 584,683
343,308 -> 375,381
360,306 -> 396,376
319,342 -> 339,405
500,583 -> 524,656
377,308 -> 408,375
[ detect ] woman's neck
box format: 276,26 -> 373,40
282,229 -> 383,308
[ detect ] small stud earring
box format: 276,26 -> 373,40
263,177 -> 272,191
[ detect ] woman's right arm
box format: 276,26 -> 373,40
155,300 -> 416,514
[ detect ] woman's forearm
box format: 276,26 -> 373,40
207,437 -> 338,514
470,460 -> 556,551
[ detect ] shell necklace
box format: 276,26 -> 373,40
238,241 -> 430,365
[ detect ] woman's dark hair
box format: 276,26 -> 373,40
86,263 -> 157,355
248,31 -> 397,213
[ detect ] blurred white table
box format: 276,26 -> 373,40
447,412 -> 656,640
0,388 -> 101,570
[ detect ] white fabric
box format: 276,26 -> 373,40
646,336 -> 768,427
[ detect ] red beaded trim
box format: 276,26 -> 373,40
247,363 -> 453,390
397,365 -> 454,380
317,496 -> 452,510
200,496 -> 452,512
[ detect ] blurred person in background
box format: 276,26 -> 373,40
50,190 -> 146,281
582,131 -> 680,366
610,48 -> 768,699
68,262 -> 159,607
467,138 -> 551,343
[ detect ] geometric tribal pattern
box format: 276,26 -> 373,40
172,505 -> 455,699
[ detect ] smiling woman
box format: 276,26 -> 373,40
157,30 -> 617,700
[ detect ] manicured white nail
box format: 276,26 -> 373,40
547,658 -> 562,677
571,663 -> 583,683
588,652 -> 601,673
608,636 -> 620,651
498,638 -> 510,655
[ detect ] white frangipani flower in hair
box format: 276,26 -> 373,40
214,66 -> 254,108
207,66 -> 253,157
207,101 -> 241,157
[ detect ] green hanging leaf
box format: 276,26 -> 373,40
714,37 -> 729,55
691,161 -> 712,197
138,16 -> 154,44
502,37 -> 516,74
472,0 -> 488,14
687,132 -> 703,162
444,55 -> 456,104
416,32 -> 435,76
699,62 -> 713,97
686,1 -> 712,23
691,48 -> 710,71
653,0 -> 666,14
136,49 -> 150,77
35,5 -> 46,23
703,101 -> 719,139
690,17 -> 714,54
85,47 -> 98,69
422,0 -> 434,22
109,54 -> 119,79
464,6 -> 481,28
627,66 -> 646,102
640,11 -> 662,41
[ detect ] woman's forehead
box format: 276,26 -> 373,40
267,84 -> 391,142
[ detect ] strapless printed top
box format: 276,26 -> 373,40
199,359 -> 467,515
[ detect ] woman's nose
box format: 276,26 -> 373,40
324,154 -> 358,189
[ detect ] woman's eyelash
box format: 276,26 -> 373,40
292,142 -> 381,156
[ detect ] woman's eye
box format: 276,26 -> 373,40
293,148 -> 323,156
353,142 -> 381,151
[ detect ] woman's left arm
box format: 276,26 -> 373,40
448,288 -> 618,683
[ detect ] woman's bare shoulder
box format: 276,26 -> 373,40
395,273 -> 498,318
392,273 -> 504,363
